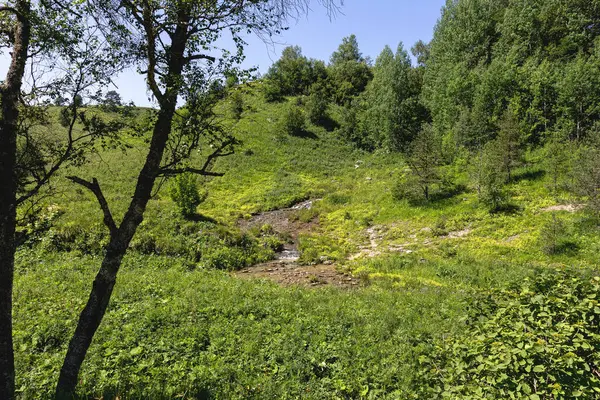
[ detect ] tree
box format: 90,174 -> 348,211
544,136 -> 573,195
496,109 -> 525,182
0,2 -> 126,399
54,0 -> 342,397
357,43 -> 427,151
101,90 -> 123,112
281,103 -> 306,136
306,81 -> 329,125
406,124 -> 443,201
330,34 -> 362,65
573,144 -> 600,214
329,34 -> 372,105
265,46 -> 328,97
474,143 -> 509,212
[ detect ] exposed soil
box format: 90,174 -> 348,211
235,199 -> 359,288
237,261 -> 360,287
541,204 -> 584,213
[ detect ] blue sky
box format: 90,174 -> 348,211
1,1 -> 446,107
117,0 -> 446,106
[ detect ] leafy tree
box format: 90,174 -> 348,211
281,104 -> 306,136
358,43 -> 427,151
329,35 -> 372,105
573,144 -> 600,214
411,39 -> 430,67
101,90 -> 122,112
495,109 -> 525,182
229,89 -> 244,121
544,136 -> 573,195
169,173 -> 208,218
0,2 -> 126,399
473,143 -> 509,212
306,81 -> 329,125
53,1 -> 342,397
265,46 -> 327,96
330,34 -> 362,64
538,214 -> 575,255
406,124 -> 443,201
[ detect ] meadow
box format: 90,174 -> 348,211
13,86 -> 600,398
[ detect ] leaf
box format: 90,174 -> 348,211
130,346 -> 143,356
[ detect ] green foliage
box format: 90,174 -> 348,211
473,143 -> 509,212
538,214 -> 577,255
262,80 -> 284,102
544,137 -> 574,194
229,89 -> 244,121
100,90 -> 122,112
573,144 -> 600,214
423,0 -> 600,150
414,269 -> 600,399
280,104 -> 306,137
329,35 -> 372,105
406,124 -> 444,201
305,83 -> 329,125
265,46 -> 327,97
169,174 -> 207,218
357,43 -> 427,151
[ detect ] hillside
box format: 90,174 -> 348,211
12,85 -> 600,398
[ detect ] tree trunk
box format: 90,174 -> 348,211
0,108 -> 19,400
55,8 -> 191,397
55,104 -> 178,399
0,3 -> 31,399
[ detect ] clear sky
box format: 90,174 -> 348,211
1,0 -> 446,107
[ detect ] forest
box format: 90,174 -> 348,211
2,0 -> 600,398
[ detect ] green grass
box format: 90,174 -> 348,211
14,250 -> 464,399
13,84 -> 600,398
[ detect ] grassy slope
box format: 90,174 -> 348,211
13,84 -> 600,398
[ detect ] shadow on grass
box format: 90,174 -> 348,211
512,169 -> 546,183
291,129 -> 319,140
95,387 -> 214,400
187,213 -> 219,224
314,116 -> 339,132
490,203 -> 523,215
544,241 -> 580,256
407,184 -> 469,207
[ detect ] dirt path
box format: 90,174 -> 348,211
235,200 -> 359,288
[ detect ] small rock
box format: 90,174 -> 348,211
405,250 -> 413,254
366,177 -> 372,181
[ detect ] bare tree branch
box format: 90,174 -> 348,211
65,176 -> 117,236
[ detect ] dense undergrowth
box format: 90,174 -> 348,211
14,86 -> 600,398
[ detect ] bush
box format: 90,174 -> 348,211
413,269 -> 600,399
573,145 -> 600,214
228,90 -> 244,120
473,143 -> 509,212
280,105 -> 306,136
306,85 -> 328,125
538,214 -> 577,255
263,80 -> 283,102
169,174 -> 208,218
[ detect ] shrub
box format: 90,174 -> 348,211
263,80 -> 283,102
538,214 -> 577,255
280,105 -> 306,136
169,174 -> 208,218
473,143 -> 509,212
573,145 -> 600,214
413,269 -> 600,399
306,85 -> 328,125
228,90 -> 244,120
